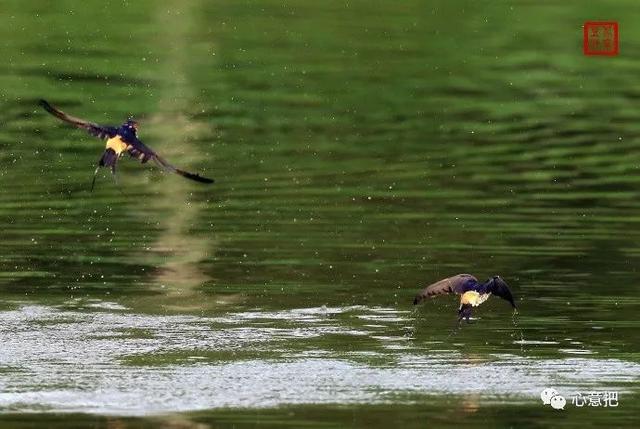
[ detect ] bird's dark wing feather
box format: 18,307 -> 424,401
488,276 -> 517,308
152,153 -> 214,183
39,99 -> 117,140
124,137 -> 213,184
126,139 -> 156,163
413,274 -> 477,305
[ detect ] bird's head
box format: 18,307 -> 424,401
124,119 -> 139,134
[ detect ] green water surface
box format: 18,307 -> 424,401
1,0 -> 640,428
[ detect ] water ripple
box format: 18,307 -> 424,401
0,303 -> 638,415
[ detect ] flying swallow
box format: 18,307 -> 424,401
39,99 -> 214,190
413,274 -> 517,324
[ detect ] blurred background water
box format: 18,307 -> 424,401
1,0 -> 640,427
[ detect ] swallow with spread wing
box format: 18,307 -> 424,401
413,274 -> 517,324
39,99 -> 214,190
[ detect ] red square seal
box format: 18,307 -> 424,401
583,21 -> 619,56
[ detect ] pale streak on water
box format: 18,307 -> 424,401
0,302 -> 637,415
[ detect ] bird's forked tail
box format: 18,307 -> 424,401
91,149 -> 119,191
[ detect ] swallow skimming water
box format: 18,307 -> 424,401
413,274 -> 517,324
39,99 -> 214,189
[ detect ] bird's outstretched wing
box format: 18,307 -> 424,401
487,276 -> 517,309
413,273 -> 477,305
151,154 -> 214,183
123,134 -> 213,184
39,99 -> 117,140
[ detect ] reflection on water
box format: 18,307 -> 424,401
0,303 -> 638,415
144,0 -> 217,311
